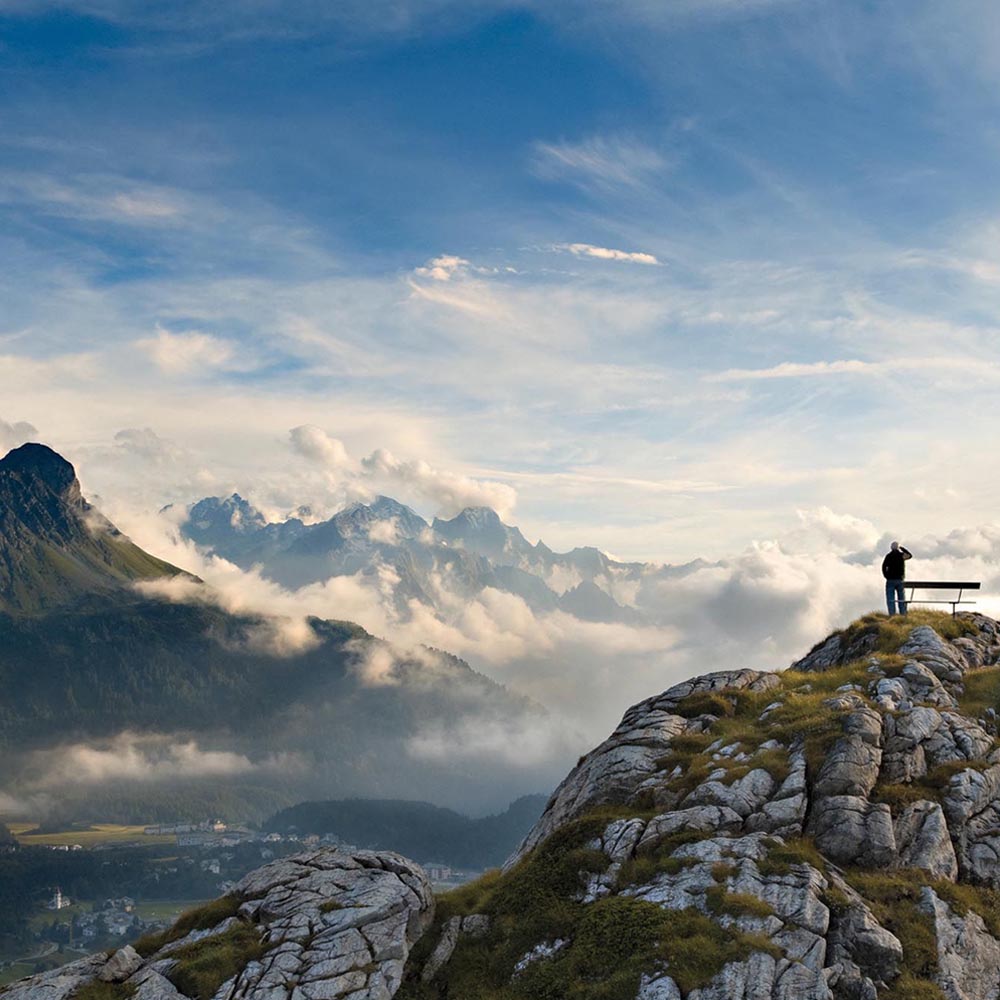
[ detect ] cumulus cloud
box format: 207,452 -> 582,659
792,506 -> 881,553
136,327 -> 236,374
289,424 -> 352,469
413,254 -> 470,281
114,427 -> 184,463
361,447 -> 517,518
0,416 -> 38,454
558,243 -> 660,265
29,732 -> 301,787
367,517 -> 399,544
288,424 -> 518,519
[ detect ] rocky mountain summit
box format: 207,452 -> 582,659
10,610 -> 1000,1000
0,442 -> 185,612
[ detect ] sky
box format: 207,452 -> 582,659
4,1 -> 1000,563
6,1 -> 1000,803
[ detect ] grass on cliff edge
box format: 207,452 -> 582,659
131,894 -> 242,957
838,610 -> 977,656
399,813 -> 779,1000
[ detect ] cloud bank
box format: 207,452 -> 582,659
290,425 -> 518,518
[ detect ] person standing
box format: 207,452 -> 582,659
882,541 -> 912,616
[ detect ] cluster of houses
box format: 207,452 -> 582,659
143,820 -> 346,851
75,898 -> 140,941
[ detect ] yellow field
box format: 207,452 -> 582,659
7,822 -> 174,848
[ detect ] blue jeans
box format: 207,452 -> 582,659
886,580 -> 907,616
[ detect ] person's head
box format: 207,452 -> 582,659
891,541 -> 900,551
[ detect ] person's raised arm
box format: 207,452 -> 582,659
901,546 -> 912,560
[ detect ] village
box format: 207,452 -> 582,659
0,818 -> 480,986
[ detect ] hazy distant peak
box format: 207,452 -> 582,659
432,506 -> 534,562
188,493 -> 268,533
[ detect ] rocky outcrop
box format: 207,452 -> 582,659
510,669 -> 781,862
1,849 -> 433,1000
13,613 -> 1000,1000
408,613 -> 1000,1000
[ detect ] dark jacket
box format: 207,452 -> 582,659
882,547 -> 912,581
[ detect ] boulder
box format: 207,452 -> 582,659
1,850 -> 433,1000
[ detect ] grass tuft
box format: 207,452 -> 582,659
705,885 -> 775,920
166,923 -> 265,1000
71,984 -> 137,1000
131,894 -> 242,957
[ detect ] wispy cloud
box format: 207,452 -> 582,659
709,356 -> 1000,382
556,243 -> 660,265
532,135 -> 669,190
0,171 -> 187,224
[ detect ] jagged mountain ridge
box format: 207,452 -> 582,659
180,492 -> 699,624
16,611 -> 1000,1000
0,444 -> 548,815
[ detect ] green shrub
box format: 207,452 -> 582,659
883,973 -> 948,1000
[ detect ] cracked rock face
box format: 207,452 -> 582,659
1,850 -> 433,1000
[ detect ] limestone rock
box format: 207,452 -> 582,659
509,670 -> 779,866
745,749 -> 808,838
0,955 -> 108,1000
1,849 -> 433,1000
920,887 -> 1000,1000
894,800 -> 958,880
98,946 -> 144,983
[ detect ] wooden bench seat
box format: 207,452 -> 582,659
904,581 -> 980,616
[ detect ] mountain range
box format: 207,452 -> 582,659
0,443 -> 552,821
178,491 -> 708,625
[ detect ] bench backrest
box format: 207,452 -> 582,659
906,581 -> 981,590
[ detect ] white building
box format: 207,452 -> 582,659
47,887 -> 71,910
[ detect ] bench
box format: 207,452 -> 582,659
903,581 -> 980,616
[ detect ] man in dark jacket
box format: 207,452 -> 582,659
882,541 -> 912,616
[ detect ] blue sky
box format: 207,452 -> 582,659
4,0 -> 1000,562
